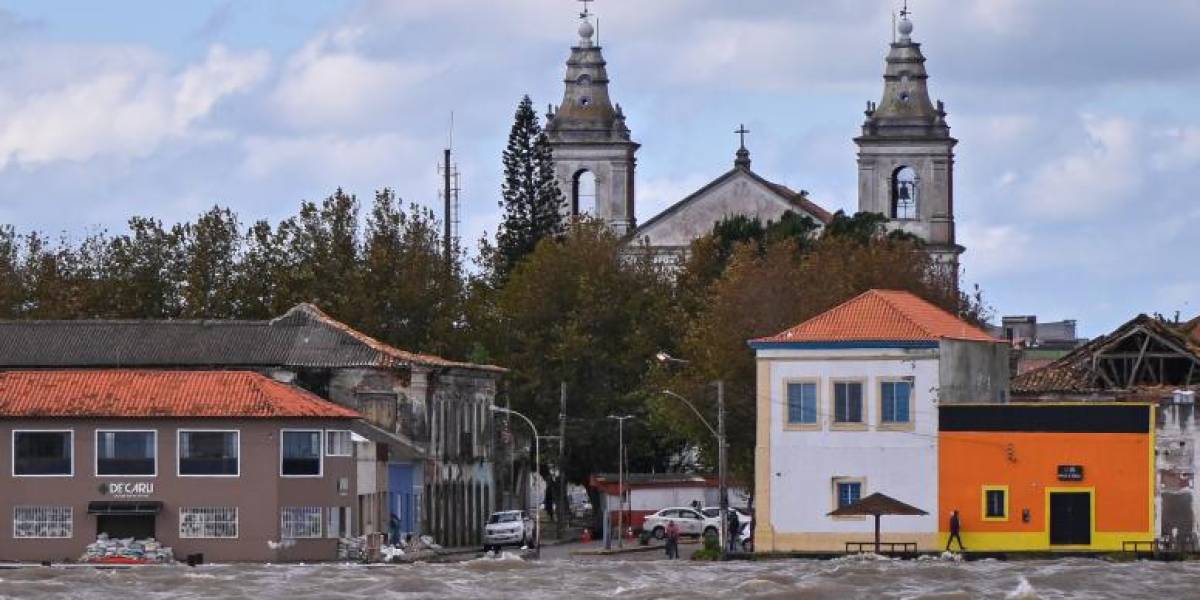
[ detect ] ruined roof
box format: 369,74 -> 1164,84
0,303 -> 505,374
0,370 -> 360,419
753,289 -> 998,345
1013,314 -> 1200,395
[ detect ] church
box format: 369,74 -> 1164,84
542,7 -> 964,272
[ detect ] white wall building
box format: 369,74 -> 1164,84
751,290 -> 1006,552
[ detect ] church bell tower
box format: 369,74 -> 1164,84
856,11 -> 962,276
545,8 -> 639,235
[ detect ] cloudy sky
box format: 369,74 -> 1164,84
0,0 -> 1195,336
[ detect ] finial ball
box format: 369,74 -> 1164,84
578,20 -> 594,39
897,18 -> 913,36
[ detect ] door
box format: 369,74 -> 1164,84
680,509 -> 703,535
97,515 -> 155,540
1049,492 -> 1091,545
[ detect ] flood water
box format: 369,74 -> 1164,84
2,554 -> 1199,599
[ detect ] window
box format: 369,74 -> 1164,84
982,486 -> 1009,521
833,382 -> 864,424
281,507 -> 323,539
13,431 -> 73,476
96,431 -> 156,476
326,430 -> 352,457
836,481 -> 862,509
180,507 -> 238,539
880,381 -> 912,425
572,170 -> 596,216
178,431 -> 239,476
786,382 -> 818,425
13,506 -> 73,538
326,506 -> 352,538
282,430 -> 322,476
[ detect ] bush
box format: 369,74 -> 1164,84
691,534 -> 721,561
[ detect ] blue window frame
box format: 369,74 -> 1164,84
837,482 -> 862,509
786,382 -> 817,424
833,382 -> 863,423
881,381 -> 912,423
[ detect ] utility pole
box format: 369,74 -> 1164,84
442,146 -> 451,266
717,380 -> 727,558
607,414 -> 633,549
557,381 -> 567,540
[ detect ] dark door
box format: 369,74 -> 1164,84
1049,492 -> 1091,545
97,515 -> 156,540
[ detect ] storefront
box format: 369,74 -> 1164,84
938,403 -> 1154,551
0,369 -> 359,563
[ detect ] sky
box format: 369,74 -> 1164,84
0,0 -> 1196,337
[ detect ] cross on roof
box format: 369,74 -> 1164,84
579,0 -> 593,19
899,0 -> 911,19
735,124 -> 750,149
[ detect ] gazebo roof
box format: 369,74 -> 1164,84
826,492 -> 928,517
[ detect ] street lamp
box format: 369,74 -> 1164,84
656,351 -> 729,557
490,405 -> 540,555
606,414 -> 634,549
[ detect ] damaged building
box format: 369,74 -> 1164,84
1012,313 -> 1200,547
0,303 -> 506,548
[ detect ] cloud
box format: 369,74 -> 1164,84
1016,114 -> 1140,220
0,44 -> 267,169
240,132 -> 422,183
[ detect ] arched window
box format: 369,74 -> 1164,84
573,170 -> 596,216
891,166 -> 918,220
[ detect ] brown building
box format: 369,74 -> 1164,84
0,370 -> 359,563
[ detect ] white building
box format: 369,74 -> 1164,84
750,290 -> 1006,552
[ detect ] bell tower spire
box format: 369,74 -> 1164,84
855,7 -> 962,284
545,2 -> 640,235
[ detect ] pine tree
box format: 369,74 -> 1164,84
495,95 -> 564,280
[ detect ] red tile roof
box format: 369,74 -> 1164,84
0,370 -> 360,419
754,289 -> 1000,344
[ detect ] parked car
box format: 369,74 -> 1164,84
642,507 -> 720,540
699,506 -> 753,529
483,510 -> 534,552
739,520 -> 753,553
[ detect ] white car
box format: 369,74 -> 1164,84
483,510 -> 533,552
699,506 -> 753,529
643,507 -> 720,540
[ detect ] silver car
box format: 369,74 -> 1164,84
483,510 -> 533,552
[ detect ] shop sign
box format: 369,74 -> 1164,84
1057,465 -> 1084,481
97,482 -> 155,498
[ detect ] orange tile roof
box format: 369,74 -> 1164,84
0,370 -> 360,419
754,289 -> 1000,344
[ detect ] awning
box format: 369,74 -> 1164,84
87,501 -> 163,515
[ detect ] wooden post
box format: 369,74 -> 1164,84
874,514 -> 881,555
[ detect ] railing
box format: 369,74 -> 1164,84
845,541 -> 918,554
1123,538 -> 1197,554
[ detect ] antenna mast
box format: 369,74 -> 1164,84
440,112 -> 461,269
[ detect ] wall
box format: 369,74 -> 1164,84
756,347 -> 941,552
0,417 -> 356,563
1157,401 -> 1200,545
938,339 -> 1009,403
939,429 -> 1152,551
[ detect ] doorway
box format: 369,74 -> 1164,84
1048,491 -> 1091,545
97,515 -> 156,540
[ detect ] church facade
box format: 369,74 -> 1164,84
543,10 -> 963,272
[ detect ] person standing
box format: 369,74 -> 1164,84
726,510 -> 740,553
665,520 -> 680,559
946,509 -> 966,552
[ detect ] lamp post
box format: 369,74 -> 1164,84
490,405 -> 540,555
656,351 -> 728,558
607,414 -> 633,549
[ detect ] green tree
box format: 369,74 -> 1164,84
106,217 -> 184,318
178,206 -> 241,318
494,95 -> 565,280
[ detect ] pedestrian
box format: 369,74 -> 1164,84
726,510 -> 740,553
945,509 -> 966,552
665,520 -> 680,559
389,513 -> 401,546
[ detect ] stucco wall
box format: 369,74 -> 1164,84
759,348 -> 940,551
938,339 -> 1010,404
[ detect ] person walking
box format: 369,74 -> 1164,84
945,509 -> 966,552
665,520 -> 680,559
726,510 -> 740,553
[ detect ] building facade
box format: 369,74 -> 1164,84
0,303 -> 505,548
939,404 -> 1154,551
0,370 -> 358,563
750,290 -> 1006,552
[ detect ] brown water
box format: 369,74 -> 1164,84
1,555 -> 1198,599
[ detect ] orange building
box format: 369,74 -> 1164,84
939,404 -> 1154,551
